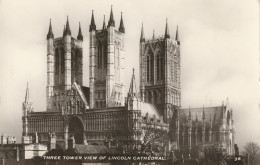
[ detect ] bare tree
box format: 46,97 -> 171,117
243,142 -> 260,165
140,121 -> 168,156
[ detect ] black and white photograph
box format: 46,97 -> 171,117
0,0 -> 259,164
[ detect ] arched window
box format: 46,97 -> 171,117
227,111 -> 231,126
147,91 -> 152,103
161,57 -> 164,79
97,41 -> 102,68
61,49 -> 65,73
55,49 -> 59,74
157,54 -> 160,80
154,91 -> 158,104
150,53 -> 154,81
147,55 -> 150,81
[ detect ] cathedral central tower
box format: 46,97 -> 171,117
139,21 -> 181,123
89,7 -> 125,108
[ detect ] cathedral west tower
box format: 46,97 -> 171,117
139,20 -> 181,123
46,18 -> 83,110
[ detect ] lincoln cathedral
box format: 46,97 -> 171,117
21,7 -> 235,156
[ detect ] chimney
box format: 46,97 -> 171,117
1,134 -> 7,145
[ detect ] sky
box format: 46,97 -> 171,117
0,0 -> 259,149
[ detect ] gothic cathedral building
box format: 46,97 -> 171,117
21,7 -> 235,156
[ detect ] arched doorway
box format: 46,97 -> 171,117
68,117 -> 84,144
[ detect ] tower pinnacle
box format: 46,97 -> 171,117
108,5 -> 115,27
165,17 -> 170,39
77,22 -> 83,41
102,15 -> 107,30
188,108 -> 192,120
202,106 -> 206,119
128,68 -> 137,98
119,12 -> 125,33
175,25 -> 180,45
140,23 -> 145,42
64,16 -> 71,36
25,82 -> 30,103
89,10 -> 96,31
23,82 -> 33,113
47,19 -> 54,40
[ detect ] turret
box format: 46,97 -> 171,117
102,15 -> 107,30
175,26 -> 180,45
106,6 -> 116,107
89,10 -> 96,32
63,25 -> 65,37
127,69 -> 140,110
128,69 -> 138,98
119,12 -> 125,33
64,16 -> 72,90
195,114 -> 198,146
220,101 -> 226,128
47,19 -> 54,39
77,22 -> 83,41
23,83 -> 33,115
108,5 -> 115,27
202,106 -> 206,143
209,114 -> 213,142
188,108 -> 192,149
140,23 -> 145,42
64,16 -> 71,36
46,19 -> 55,109
188,108 -> 192,128
89,10 -> 97,108
139,23 -> 145,102
22,83 -> 33,136
164,18 -> 170,39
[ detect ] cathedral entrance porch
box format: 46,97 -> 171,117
67,116 -> 85,144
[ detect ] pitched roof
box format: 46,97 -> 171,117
74,144 -> 109,155
180,106 -> 226,122
72,82 -> 89,107
141,103 -> 162,120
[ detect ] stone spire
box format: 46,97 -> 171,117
77,22 -> 83,41
63,25 -> 65,37
128,69 -> 137,98
102,15 -> 107,30
64,16 -> 71,36
165,18 -> 170,39
175,26 -> 180,45
202,106 -> 206,120
188,107 -> 192,120
108,5 -> 115,27
140,23 -> 145,42
119,12 -> 125,33
89,10 -> 96,31
153,29 -> 155,39
47,19 -> 54,39
195,114 -> 198,128
210,114 -> 213,129
25,82 -> 30,103
23,82 -> 33,114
